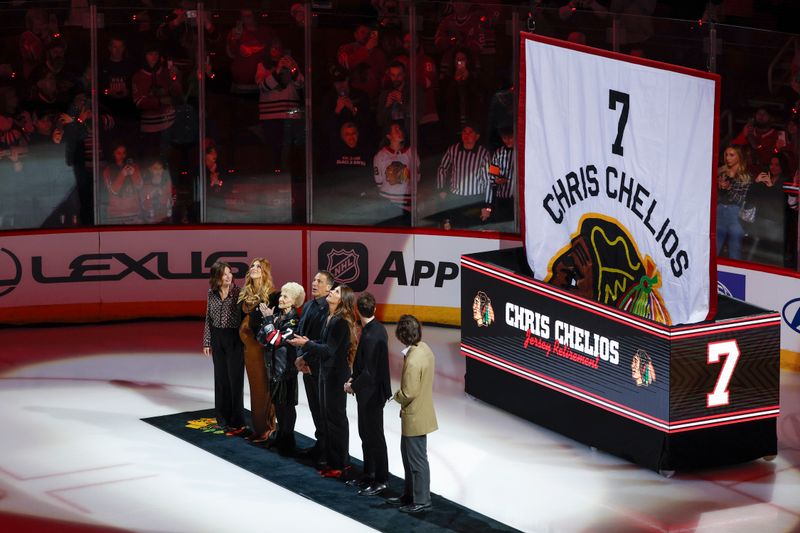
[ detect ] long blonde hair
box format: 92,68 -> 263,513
718,145 -> 751,184
238,257 -> 274,306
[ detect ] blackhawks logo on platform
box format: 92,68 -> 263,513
186,417 -> 225,434
631,349 -> 656,387
472,291 -> 494,327
545,214 -> 671,325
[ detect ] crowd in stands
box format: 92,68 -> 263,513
0,1 -> 526,229
717,102 -> 800,268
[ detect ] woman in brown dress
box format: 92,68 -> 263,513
237,257 -> 278,441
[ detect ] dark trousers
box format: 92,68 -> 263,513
302,359 -> 325,454
275,402 -> 297,449
210,327 -> 245,428
357,400 -> 388,483
275,375 -> 298,451
401,434 -> 431,505
319,364 -> 350,469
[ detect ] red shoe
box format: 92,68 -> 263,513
321,466 -> 351,479
248,429 -> 275,443
225,426 -> 246,436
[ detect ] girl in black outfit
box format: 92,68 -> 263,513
202,261 -> 246,433
289,284 -> 358,478
258,281 -> 305,454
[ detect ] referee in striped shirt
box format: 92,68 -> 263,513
481,127 -> 516,224
436,122 -> 490,227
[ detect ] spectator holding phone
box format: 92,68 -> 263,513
441,48 -> 483,140
745,154 -> 788,265
322,63 -> 371,142
103,140 -> 143,224
255,38 -> 304,173
337,23 -> 387,101
132,42 -> 182,158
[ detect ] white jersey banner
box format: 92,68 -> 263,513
521,34 -> 719,325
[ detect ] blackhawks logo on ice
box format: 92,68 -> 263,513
185,417 -> 225,434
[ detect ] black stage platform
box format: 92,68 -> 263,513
461,247 -> 780,474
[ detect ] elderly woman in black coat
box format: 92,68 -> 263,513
258,281 -> 305,454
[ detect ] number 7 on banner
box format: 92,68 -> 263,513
608,89 -> 629,156
707,340 -> 740,408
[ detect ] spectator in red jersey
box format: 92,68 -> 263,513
337,23 -> 387,101
732,107 -> 787,175
226,8 -> 273,96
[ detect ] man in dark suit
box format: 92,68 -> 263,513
294,270 -> 333,464
345,292 -> 392,496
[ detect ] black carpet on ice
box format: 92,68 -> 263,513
143,409 -> 518,533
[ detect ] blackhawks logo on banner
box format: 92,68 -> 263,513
545,214 -> 670,324
186,417 -> 225,434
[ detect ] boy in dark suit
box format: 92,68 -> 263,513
345,292 -> 391,495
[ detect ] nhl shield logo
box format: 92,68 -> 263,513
318,241 -> 369,291
327,248 -> 360,284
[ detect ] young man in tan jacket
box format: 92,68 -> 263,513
388,314 -> 438,513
